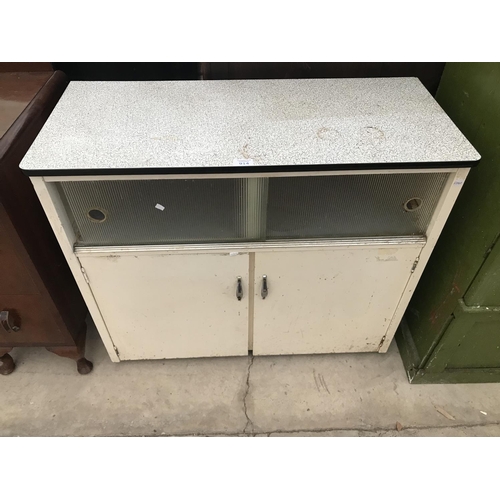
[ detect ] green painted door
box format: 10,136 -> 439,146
426,300 -> 500,371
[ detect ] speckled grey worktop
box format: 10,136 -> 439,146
20,78 -> 480,175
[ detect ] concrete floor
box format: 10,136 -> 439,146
1,320 -> 500,437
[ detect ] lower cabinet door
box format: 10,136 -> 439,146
252,246 -> 422,355
78,252 -> 249,360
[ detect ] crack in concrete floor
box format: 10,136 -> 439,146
242,355 -> 255,434
55,422 -> 500,437
1,320 -> 500,437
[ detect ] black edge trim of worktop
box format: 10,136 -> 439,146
21,159 -> 480,177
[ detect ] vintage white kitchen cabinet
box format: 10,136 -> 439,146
20,78 -> 480,362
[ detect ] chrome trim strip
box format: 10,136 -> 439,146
75,236 -> 427,255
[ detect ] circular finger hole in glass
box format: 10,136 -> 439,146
88,208 -> 107,222
404,198 -> 422,212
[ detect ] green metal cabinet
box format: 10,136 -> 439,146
397,63 -> 500,383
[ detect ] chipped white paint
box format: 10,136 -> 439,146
252,245 -> 423,355
31,170 -> 468,361
75,238 -> 425,359
78,252 -> 249,360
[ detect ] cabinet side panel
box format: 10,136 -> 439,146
381,168 -> 469,352
30,177 -> 120,361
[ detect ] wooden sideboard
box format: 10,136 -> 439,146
0,71 -> 91,375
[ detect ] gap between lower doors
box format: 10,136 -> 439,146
248,252 -> 255,352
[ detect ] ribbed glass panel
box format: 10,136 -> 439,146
59,172 -> 449,246
266,173 -> 449,239
59,178 -> 267,246
238,178 -> 268,240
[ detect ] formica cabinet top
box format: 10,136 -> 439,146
20,78 -> 480,176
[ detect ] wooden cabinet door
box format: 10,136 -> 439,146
78,252 -> 249,360
252,245 -> 422,355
